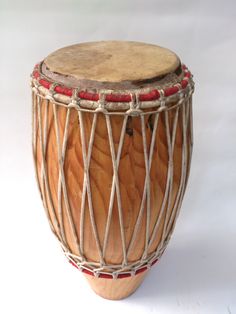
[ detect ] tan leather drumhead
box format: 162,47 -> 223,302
44,41 -> 180,84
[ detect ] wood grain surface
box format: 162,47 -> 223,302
84,270 -> 148,300
33,94 -> 192,298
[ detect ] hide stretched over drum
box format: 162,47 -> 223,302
31,41 -> 194,300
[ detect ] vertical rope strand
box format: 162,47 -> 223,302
38,97 -> 47,208
53,104 -> 82,255
39,100 -> 48,228
39,100 -> 49,211
140,115 -> 151,260
147,105 -> 179,252
189,95 -> 194,161
79,113 -> 98,256
165,106 -> 186,236
56,109 -> 70,248
105,114 -> 127,265
32,91 -> 43,196
32,92 -> 39,188
167,96 -> 189,237
34,94 -> 56,235
42,100 -> 49,156
159,107 -> 179,244
78,110 -> 104,264
127,113 -> 159,257
41,99 -> 57,234
102,115 -> 128,258
37,96 -> 60,236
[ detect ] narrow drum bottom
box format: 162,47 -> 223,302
84,270 -> 149,300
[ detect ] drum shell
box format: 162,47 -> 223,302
32,94 -> 193,268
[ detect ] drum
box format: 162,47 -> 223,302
31,41 -> 194,300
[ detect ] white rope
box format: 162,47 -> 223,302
140,115 -> 151,260
32,77 -> 194,115
145,103 -> 178,251
65,247 -> 158,271
155,92 -> 192,252
41,99 -> 57,235
31,63 -> 194,112
32,92 -> 42,197
31,79 -> 193,277
189,94 -> 194,161
165,93 -> 191,238
127,113 -> 159,257
79,113 -> 98,257
56,109 -> 68,247
53,105 -> 84,257
32,92 -> 56,236
105,113 -> 127,265
158,109 -> 176,247
102,115 -> 128,258
78,110 -> 105,265
37,96 -> 61,237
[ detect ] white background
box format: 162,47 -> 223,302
0,1 -> 236,313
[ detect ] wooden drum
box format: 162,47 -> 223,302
31,41 -> 194,300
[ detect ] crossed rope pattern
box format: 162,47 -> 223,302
31,69 -> 194,279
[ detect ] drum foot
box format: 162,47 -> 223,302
83,270 -> 148,300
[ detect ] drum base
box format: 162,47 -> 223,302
84,270 -> 148,300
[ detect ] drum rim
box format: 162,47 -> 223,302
31,62 -> 194,112
43,41 -> 181,86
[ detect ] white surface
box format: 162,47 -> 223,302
0,1 -> 236,313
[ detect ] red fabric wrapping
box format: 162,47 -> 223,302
185,72 -> 191,78
33,71 -> 40,79
181,79 -> 188,89
117,273 -> 132,279
135,266 -> 148,275
55,85 -> 73,96
164,86 -> 179,97
79,91 -> 99,101
139,89 -> 160,101
69,258 -> 158,279
105,94 -> 131,102
69,260 -> 79,269
82,268 -> 94,276
33,63 -> 191,102
151,259 -> 158,266
99,273 -> 113,279
39,79 -> 51,89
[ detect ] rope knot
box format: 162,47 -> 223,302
126,108 -> 142,116
112,272 -> 118,280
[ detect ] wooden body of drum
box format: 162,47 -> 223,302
31,41 -> 194,300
